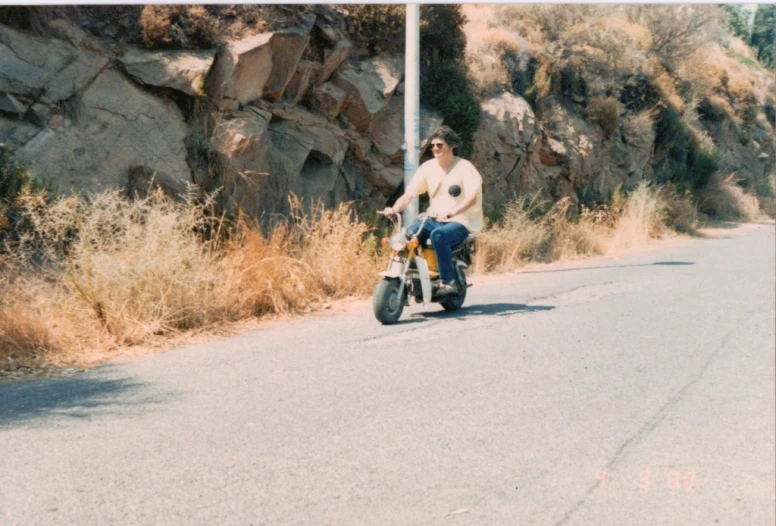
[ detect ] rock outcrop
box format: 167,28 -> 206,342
472,92 -> 537,211
205,14 -> 316,110
118,48 -> 216,97
1,6 -> 773,221
0,11 -> 416,216
16,69 -> 191,195
473,93 -> 659,210
0,24 -> 108,111
205,33 -> 274,111
334,55 -> 403,132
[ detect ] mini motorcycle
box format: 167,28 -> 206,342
373,211 -> 475,324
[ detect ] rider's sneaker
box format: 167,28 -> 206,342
436,281 -> 458,296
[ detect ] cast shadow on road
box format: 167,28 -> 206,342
0,367 -> 175,428
517,261 -> 694,275
411,302 -> 555,321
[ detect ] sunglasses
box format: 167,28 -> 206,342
430,142 -> 447,149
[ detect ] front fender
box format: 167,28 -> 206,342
414,255 -> 432,303
377,257 -> 405,279
377,269 -> 403,278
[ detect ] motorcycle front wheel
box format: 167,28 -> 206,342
373,278 -> 404,324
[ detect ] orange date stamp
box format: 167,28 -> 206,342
595,468 -> 697,489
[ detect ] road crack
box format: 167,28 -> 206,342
555,299 -> 771,525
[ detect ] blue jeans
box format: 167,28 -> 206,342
407,219 -> 470,283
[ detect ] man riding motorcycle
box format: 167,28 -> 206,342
380,126 -> 484,296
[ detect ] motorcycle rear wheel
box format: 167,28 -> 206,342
440,267 -> 467,311
373,278 -> 404,324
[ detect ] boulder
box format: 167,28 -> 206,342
315,19 -> 340,43
262,13 -> 316,101
528,99 -> 655,203
344,129 -> 371,162
334,55 -> 403,132
0,24 -> 107,106
42,50 -> 109,104
46,18 -> 88,47
0,93 -> 27,114
0,117 -> 40,149
28,103 -> 52,126
204,106 -> 273,200
370,92 -> 444,161
119,47 -> 216,97
370,161 -> 404,191
313,82 -> 348,120
219,105 -> 348,216
0,24 -> 70,99
215,106 -> 272,157
15,69 -> 191,196
472,92 -> 537,210
539,138 -> 568,166
284,60 -> 319,105
205,15 -> 316,108
339,156 -> 374,202
320,39 -> 352,85
205,33 -> 274,110
471,92 -> 651,209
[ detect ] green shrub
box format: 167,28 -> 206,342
420,5 -> 467,64
720,4 -> 751,41
346,5 -> 468,60
751,4 -> 775,70
764,96 -> 776,127
420,62 -> 481,157
0,148 -> 46,204
346,5 -> 405,55
690,149 -> 722,189
655,105 -> 684,141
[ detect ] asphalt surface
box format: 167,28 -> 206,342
1,223 -> 774,525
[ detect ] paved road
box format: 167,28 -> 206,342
1,224 -> 774,525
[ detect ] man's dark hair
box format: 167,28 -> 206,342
427,125 -> 462,151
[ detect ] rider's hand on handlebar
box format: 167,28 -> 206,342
427,208 -> 453,221
378,207 -> 395,216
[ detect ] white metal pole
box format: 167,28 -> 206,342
403,3 -> 420,225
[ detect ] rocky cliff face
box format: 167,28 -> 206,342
471,88 -> 775,213
1,7 -> 774,219
0,9 -> 442,220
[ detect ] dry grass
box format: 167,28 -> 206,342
472,195 -> 554,271
139,5 -> 220,49
0,174 -> 764,378
0,263 -> 101,372
1,190 -> 380,376
593,15 -> 652,52
474,182 -> 672,273
649,60 -> 684,113
698,173 -> 764,222
625,5 -> 721,68
758,173 -> 776,218
465,26 -> 524,97
288,196 -> 381,298
13,190 -> 228,346
660,185 -> 700,234
586,96 -> 622,136
0,279 -> 59,370
608,182 -> 668,253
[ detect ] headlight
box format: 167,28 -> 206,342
390,232 -> 407,251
